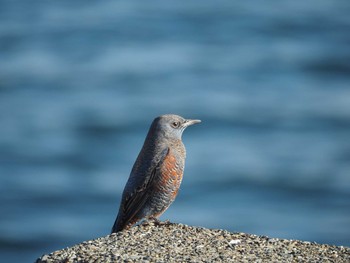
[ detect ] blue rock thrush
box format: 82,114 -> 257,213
111,114 -> 201,233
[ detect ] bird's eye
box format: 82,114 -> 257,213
171,121 -> 180,128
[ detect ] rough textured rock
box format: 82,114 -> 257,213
36,222 -> 350,263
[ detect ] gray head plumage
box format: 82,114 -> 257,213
150,114 -> 201,140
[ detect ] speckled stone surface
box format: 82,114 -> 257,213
36,222 -> 350,263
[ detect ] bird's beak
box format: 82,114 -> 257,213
183,119 -> 201,127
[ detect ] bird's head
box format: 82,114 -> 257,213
151,114 -> 201,140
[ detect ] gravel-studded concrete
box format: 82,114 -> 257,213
36,222 -> 350,263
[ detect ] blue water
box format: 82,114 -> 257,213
1,1 -> 350,262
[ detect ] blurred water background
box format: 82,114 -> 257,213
1,1 -> 350,262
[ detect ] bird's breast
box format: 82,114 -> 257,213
156,147 -> 185,199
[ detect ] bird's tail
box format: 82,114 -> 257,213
111,214 -> 124,233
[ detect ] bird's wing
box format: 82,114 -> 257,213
117,147 -> 169,229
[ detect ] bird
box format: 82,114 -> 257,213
111,114 -> 201,233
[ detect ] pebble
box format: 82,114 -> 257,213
35,222 -> 350,263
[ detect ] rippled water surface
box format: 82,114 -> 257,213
1,1 -> 350,262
